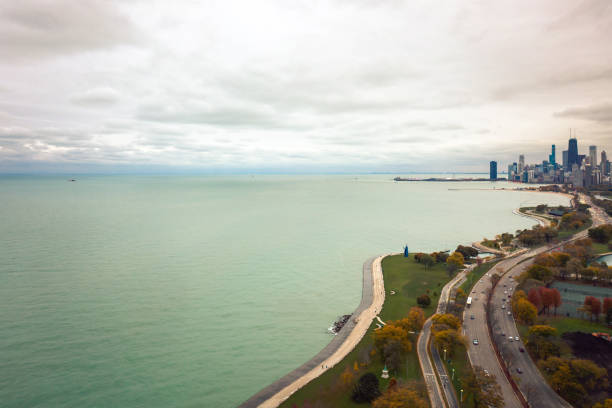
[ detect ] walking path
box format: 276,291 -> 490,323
239,255 -> 388,408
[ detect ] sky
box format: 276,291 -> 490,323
0,0 -> 611,173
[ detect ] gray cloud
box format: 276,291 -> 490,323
0,0 -> 142,61
71,87 -> 120,106
554,102 -> 612,123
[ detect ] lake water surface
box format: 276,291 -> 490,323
0,175 -> 570,407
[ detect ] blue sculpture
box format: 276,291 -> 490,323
404,245 -> 409,257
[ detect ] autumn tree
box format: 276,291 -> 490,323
593,399 -> 612,408
464,366 -> 504,408
527,288 -> 543,311
339,366 -> 356,390
526,264 -> 553,281
511,290 -> 527,315
584,296 -> 602,321
404,307 -> 425,332
552,288 -> 562,315
566,258 -> 584,280
432,329 -> 464,355
432,313 -> 461,330
516,298 -> 537,324
603,298 -> 612,315
446,251 -> 464,275
539,357 -> 608,405
552,252 -> 571,267
372,384 -> 428,408
373,323 -> 411,355
540,287 -> 555,314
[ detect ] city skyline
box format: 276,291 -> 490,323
1,1 -> 612,173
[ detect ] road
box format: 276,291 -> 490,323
464,194 -> 610,408
418,264 -> 473,408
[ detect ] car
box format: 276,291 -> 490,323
507,311 -> 511,315
502,304 -> 506,309
517,368 -> 523,374
515,336 -> 519,341
502,298 -> 506,302
504,290 -> 507,294
503,284 -> 506,287
472,290 -> 476,294
473,339 -> 479,345
508,295 -> 512,298
508,336 -> 513,342
519,347 -> 525,353
484,369 -> 490,376
470,314 -> 475,320
501,332 -> 505,337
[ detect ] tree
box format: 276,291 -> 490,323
516,298 -> 537,324
432,329 -> 464,355
566,258 -> 584,280
351,372 -> 381,403
552,288 -> 562,315
339,366 -> 356,390
552,252 -> 571,267
420,254 -> 435,269
464,366 -> 504,408
383,341 -> 402,373
540,287 -> 555,314
432,313 -> 461,330
404,307 -> 425,332
372,384 -> 428,408
603,298 -> 612,315
455,245 -> 478,259
527,288 -> 543,311
416,294 -> 431,307
584,296 -> 602,321
446,251 -> 464,275
539,357 -> 608,405
526,264 -> 553,281
500,232 -> 514,246
373,323 -> 411,355
593,399 -> 612,408
588,224 -> 612,243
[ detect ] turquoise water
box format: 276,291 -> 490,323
597,254 -> 612,264
0,175 -> 569,407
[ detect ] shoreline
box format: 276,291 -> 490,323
238,255 -> 387,408
241,189 -> 574,408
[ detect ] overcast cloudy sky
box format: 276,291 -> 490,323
0,0 -> 611,173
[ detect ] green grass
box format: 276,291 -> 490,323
539,316 -> 612,336
279,255 -> 453,408
592,242 -> 611,255
557,218 -> 593,240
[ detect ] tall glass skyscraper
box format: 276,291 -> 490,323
549,144 -> 556,165
490,161 -> 497,180
568,138 -> 578,168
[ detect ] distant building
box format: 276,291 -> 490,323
602,150 -> 610,176
549,144 -> 556,165
490,161 -> 497,180
568,138 -> 578,168
519,154 -> 525,173
589,145 -> 597,167
562,150 -> 568,170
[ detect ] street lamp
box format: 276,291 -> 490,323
452,367 -> 455,380
444,348 -> 447,361
460,389 -> 463,403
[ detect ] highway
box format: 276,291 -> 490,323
464,194 -> 610,408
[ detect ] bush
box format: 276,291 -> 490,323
416,294 -> 431,307
351,372 -> 381,403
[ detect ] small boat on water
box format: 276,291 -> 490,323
68,179 -> 76,182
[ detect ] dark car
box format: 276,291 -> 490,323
517,368 -> 523,374
519,347 -> 525,353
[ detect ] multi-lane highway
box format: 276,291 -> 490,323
464,194 -> 610,408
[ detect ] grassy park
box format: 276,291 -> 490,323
280,254 -> 453,408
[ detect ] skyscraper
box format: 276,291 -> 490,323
562,150 -> 568,169
589,145 -> 597,167
549,144 -> 556,165
602,151 -> 609,175
490,161 -> 497,180
568,138 -> 578,168
518,154 -> 525,173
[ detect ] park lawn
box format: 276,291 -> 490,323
280,255 -> 452,408
592,242 -> 611,255
539,316 -> 612,336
